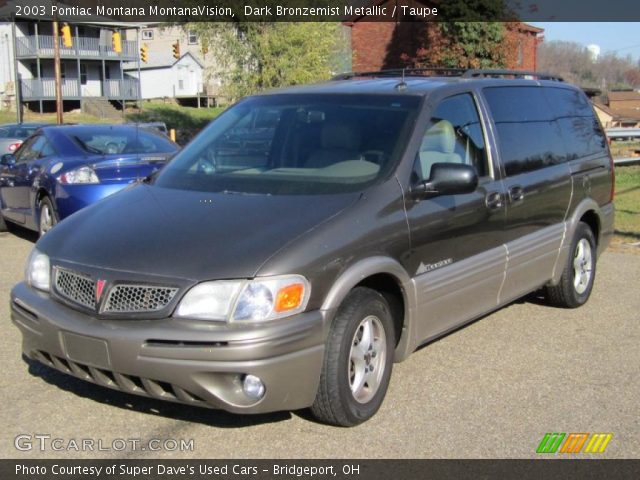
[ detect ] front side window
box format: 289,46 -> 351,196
14,136 -> 40,163
413,93 -> 489,183
154,94 -> 421,195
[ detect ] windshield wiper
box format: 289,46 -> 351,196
221,190 -> 271,196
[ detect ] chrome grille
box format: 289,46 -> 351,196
54,268 -> 96,309
103,285 -> 178,313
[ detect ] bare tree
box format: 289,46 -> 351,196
538,40 -> 640,92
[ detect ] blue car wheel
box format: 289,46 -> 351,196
38,197 -> 57,236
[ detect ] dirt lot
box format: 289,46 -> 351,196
0,229 -> 638,459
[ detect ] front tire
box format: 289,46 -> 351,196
311,287 -> 395,426
38,196 -> 57,236
546,222 -> 597,308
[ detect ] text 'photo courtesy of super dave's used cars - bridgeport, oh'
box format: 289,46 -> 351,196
9,69 -> 614,427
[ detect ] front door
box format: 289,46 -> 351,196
403,92 -> 507,342
0,135 -> 55,224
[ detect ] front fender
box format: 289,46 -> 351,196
320,256 -> 417,362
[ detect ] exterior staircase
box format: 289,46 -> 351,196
81,97 -> 121,120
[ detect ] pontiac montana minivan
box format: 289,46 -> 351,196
11,69 -> 614,426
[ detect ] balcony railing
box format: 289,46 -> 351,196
21,78 -> 139,100
15,35 -> 137,60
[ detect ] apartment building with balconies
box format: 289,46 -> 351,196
0,6 -> 142,115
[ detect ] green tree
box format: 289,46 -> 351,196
436,22 -> 507,68
418,0 -> 509,69
190,22 -> 343,100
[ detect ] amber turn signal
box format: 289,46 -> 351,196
275,283 -> 305,312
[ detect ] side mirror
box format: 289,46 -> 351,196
412,163 -> 478,199
0,154 -> 16,167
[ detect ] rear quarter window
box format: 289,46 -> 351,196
483,86 -> 607,177
543,88 -> 608,161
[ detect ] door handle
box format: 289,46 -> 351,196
485,191 -> 503,210
509,185 -> 525,202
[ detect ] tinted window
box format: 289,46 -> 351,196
414,93 -> 489,182
484,87 -> 567,176
544,88 -> 607,160
154,94 -> 420,195
484,86 -> 606,177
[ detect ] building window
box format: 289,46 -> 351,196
178,79 -> 184,89
517,40 -> 524,66
80,64 -> 87,85
60,63 -> 66,79
105,65 -> 111,80
142,30 -> 154,40
188,31 -> 198,45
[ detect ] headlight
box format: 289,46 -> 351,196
58,166 -> 99,184
174,275 -> 310,322
174,281 -> 242,321
25,248 -> 50,292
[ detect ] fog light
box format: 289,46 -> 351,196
242,374 -> 265,400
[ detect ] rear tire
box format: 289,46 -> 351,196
38,196 -> 57,237
546,222 -> 597,308
311,287 -> 395,427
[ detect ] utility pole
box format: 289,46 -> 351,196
10,19 -> 22,123
136,26 -> 142,111
52,14 -> 63,124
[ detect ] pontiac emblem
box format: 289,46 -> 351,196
95,279 -> 107,302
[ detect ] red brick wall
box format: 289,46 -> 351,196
349,20 -> 541,72
351,22 -> 397,72
504,28 -> 540,70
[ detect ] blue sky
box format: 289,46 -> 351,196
532,23 -> 640,61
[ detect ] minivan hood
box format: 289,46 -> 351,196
38,184 -> 360,281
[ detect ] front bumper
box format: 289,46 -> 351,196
11,282 -> 328,414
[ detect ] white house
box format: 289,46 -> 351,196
124,52 -> 204,100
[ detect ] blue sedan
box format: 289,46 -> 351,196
0,125 -> 179,235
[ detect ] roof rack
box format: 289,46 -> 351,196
332,68 -> 466,80
332,68 -> 564,82
461,69 -> 564,81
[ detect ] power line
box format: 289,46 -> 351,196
608,42 -> 640,53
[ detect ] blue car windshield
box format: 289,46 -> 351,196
153,94 -> 421,195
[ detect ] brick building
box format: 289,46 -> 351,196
344,0 -> 543,72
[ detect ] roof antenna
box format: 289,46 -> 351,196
396,68 -> 408,92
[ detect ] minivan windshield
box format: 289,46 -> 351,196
154,94 -> 421,195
